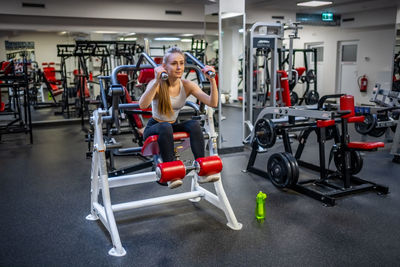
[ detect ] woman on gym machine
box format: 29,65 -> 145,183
139,47 -> 218,189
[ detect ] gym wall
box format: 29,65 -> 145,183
0,32 -> 76,67
287,8 -> 396,105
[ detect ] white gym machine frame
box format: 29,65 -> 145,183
86,57 -> 242,257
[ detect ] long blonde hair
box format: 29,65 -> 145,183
157,47 -> 184,116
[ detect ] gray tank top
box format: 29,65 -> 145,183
152,80 -> 187,122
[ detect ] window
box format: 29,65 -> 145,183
341,44 -> 357,62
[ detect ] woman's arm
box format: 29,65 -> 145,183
139,79 -> 159,109
185,66 -> 218,108
138,66 -> 165,109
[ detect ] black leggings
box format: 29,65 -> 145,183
143,118 -> 205,162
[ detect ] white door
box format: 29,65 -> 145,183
306,43 -> 324,94
337,41 -> 358,96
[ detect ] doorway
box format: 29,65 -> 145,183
337,41 -> 359,96
305,42 -> 324,93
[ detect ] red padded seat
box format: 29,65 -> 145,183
347,142 -> 384,150
141,132 -> 190,156
43,67 -> 61,84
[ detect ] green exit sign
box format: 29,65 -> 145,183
322,12 -> 333,21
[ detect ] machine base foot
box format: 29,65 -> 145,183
108,247 -> 126,257
227,222 -> 243,230
86,214 -> 99,221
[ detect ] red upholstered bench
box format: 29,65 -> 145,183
42,67 -> 64,96
344,115 -> 385,151
141,132 -> 190,156
347,141 -> 384,151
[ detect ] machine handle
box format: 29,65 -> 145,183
184,52 -> 215,79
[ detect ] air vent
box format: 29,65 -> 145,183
165,10 -> 182,15
22,2 -> 45,8
272,16 -> 284,20
342,18 -> 355,22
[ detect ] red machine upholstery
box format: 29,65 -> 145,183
340,95 -> 355,118
123,87 -> 144,129
1,61 -> 12,75
43,67 -> 60,84
295,67 -> 306,77
42,66 -> 64,96
347,116 -> 365,123
156,161 -> 186,183
73,69 -> 90,98
277,70 -> 292,107
141,132 -> 190,156
347,142 -> 384,150
154,57 -> 163,64
196,156 -> 223,176
316,120 -> 335,128
138,69 -> 155,84
117,73 -> 129,88
0,90 -> 4,112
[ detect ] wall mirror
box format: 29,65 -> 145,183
218,12 -> 245,151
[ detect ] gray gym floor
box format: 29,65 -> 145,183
1,118 -> 400,266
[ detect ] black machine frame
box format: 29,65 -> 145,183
278,48 -> 318,105
246,95 -> 389,206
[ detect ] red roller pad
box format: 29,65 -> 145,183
348,116 -> 365,123
347,142 -> 384,150
196,155 -> 223,176
340,95 -> 355,118
316,120 -> 335,128
157,161 -> 186,183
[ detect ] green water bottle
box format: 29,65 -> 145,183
255,191 -> 267,222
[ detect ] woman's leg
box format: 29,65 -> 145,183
173,120 -> 205,159
143,120 -> 175,162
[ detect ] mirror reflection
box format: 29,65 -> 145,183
218,13 -> 245,150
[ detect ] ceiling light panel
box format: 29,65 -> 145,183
297,1 -> 333,7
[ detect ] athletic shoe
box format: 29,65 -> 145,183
167,179 -> 183,189
197,174 -> 220,184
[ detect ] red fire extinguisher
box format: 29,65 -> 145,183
358,75 -> 368,92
